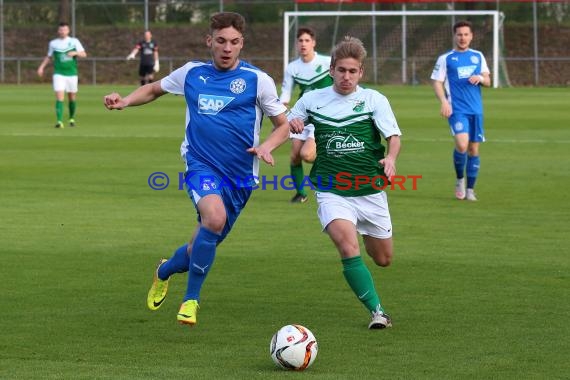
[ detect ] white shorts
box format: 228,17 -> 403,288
290,124 -> 315,141
316,191 -> 392,239
53,74 -> 78,93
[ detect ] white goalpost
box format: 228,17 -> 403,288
283,10 -> 502,88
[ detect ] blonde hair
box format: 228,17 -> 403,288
331,36 -> 367,67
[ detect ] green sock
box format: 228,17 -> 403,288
290,164 -> 306,196
342,256 -> 383,313
55,100 -> 64,122
69,100 -> 77,119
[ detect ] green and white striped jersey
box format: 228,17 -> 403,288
288,86 -> 402,196
280,53 -> 333,104
47,37 -> 85,76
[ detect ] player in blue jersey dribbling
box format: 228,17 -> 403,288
103,12 -> 290,326
431,20 -> 490,201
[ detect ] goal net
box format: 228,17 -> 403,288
283,10 -> 505,88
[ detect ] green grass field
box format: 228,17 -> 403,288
1,84 -> 568,379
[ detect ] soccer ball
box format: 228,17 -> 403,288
269,324 -> 318,371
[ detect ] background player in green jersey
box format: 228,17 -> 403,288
288,36 -> 402,329
280,27 -> 333,203
37,22 -> 87,128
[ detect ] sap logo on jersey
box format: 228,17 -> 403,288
198,94 -> 235,115
458,65 -> 477,79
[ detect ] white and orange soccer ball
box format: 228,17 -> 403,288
269,324 -> 318,371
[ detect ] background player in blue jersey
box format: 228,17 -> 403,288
103,12 -> 290,326
431,20 -> 490,201
126,30 -> 159,86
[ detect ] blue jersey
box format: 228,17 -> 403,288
431,49 -> 489,115
161,60 -> 286,187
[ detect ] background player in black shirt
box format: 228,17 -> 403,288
127,30 -> 159,86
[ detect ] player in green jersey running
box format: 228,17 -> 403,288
280,27 -> 333,203
37,22 -> 87,128
288,36 -> 402,329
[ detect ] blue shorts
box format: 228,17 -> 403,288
448,113 -> 485,143
184,168 -> 252,243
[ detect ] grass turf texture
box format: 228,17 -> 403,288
0,84 -> 568,379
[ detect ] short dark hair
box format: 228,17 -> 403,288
58,22 -> 69,28
210,12 -> 246,35
453,20 -> 473,34
296,26 -> 316,40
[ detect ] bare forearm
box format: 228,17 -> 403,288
263,116 -> 290,152
123,82 -> 165,107
433,80 -> 452,118
432,80 -> 447,103
480,73 -> 490,87
38,57 -> 50,70
386,135 -> 401,161
246,113 -> 290,166
379,135 -> 401,179
104,81 -> 165,110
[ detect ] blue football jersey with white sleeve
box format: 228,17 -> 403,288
161,60 -> 286,187
431,49 -> 489,115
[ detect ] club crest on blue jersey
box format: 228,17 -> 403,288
200,177 -> 217,191
470,55 -> 480,64
230,78 -> 246,94
454,121 -> 465,132
198,94 -> 235,115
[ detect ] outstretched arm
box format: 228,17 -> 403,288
247,113 -> 290,166
103,81 -> 166,110
126,47 -> 139,60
